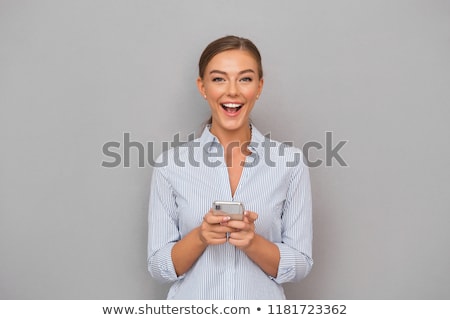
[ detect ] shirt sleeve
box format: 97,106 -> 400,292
272,152 -> 313,284
147,164 -> 183,283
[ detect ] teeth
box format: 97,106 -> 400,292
223,103 -> 242,108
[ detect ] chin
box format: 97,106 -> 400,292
220,118 -> 249,131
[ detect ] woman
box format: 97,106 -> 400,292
148,35 -> 313,299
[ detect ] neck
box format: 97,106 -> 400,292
210,123 -> 252,148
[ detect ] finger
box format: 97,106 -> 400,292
206,237 -> 228,245
208,232 -> 228,239
225,220 -> 247,230
211,210 -> 235,222
201,230 -> 228,243
228,235 -> 252,248
226,214 -> 257,229
203,211 -> 231,224
211,225 -> 237,233
244,210 -> 258,223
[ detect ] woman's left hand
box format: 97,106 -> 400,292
224,211 -> 258,249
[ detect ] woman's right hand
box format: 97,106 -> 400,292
199,210 -> 236,245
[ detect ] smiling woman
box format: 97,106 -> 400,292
197,48 -> 263,197
148,35 -> 313,300
197,49 -> 263,140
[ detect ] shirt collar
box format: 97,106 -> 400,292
199,124 -> 267,155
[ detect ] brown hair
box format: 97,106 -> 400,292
198,35 -> 263,79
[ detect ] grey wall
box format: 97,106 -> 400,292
1,0 -> 449,299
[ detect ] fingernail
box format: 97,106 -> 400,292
223,216 -> 231,221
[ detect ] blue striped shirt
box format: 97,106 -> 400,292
148,125 -> 313,299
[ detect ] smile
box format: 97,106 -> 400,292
221,103 -> 243,113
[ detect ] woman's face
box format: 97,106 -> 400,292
197,49 -> 263,135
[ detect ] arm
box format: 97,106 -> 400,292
148,165 -> 237,280
171,212 -> 235,276
243,236 -> 280,278
170,227 -> 206,276
274,156 -> 313,283
226,211 -> 280,278
148,166 -> 180,283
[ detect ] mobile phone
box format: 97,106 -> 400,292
212,201 -> 245,220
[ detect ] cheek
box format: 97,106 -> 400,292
205,86 -> 224,99
242,88 -> 259,100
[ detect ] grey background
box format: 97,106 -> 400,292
1,0 -> 449,299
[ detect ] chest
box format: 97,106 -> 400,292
227,163 -> 244,197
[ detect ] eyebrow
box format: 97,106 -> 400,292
209,69 -> 256,76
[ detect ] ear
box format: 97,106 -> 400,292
257,77 -> 264,97
196,77 -> 206,98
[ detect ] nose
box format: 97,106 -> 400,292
227,81 -> 238,97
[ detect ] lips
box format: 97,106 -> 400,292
221,103 -> 243,114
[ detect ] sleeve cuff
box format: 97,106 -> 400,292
271,243 -> 311,284
149,242 -> 185,283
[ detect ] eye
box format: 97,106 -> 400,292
212,77 -> 225,82
240,77 -> 253,82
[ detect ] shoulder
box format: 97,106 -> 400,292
153,136 -> 203,168
251,126 -> 306,170
151,125 -> 225,173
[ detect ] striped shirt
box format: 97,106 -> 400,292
148,125 -> 313,299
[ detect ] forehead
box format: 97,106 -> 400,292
206,49 -> 258,73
